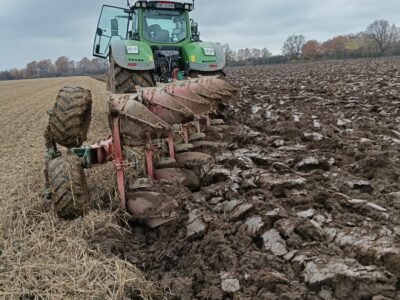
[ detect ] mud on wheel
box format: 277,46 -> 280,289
46,87 -> 92,148
47,155 -> 90,219
108,57 -> 154,93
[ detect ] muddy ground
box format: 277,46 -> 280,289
1,58 -> 400,299
124,58 -> 400,299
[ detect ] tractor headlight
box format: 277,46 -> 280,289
127,45 -> 139,54
184,4 -> 190,9
203,47 -> 215,56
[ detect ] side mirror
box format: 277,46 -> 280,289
191,21 -> 199,35
131,32 -> 140,40
111,19 -> 119,36
96,28 -> 104,36
95,44 -> 101,54
191,20 -> 200,42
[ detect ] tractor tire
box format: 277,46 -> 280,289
108,57 -> 154,93
48,155 -> 90,219
47,87 -> 92,148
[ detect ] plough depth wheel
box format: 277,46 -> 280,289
45,87 -> 92,148
47,155 -> 90,219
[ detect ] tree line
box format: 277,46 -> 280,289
227,19 -> 400,66
1,19 -> 398,80
0,56 -> 109,81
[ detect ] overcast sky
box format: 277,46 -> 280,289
0,0 -> 399,70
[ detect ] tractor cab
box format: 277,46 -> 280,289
93,1 -> 196,58
137,1 -> 194,45
142,7 -> 188,43
93,0 -> 224,83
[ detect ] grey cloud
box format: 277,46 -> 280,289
192,0 -> 400,52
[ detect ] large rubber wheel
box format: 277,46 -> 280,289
108,57 -> 154,93
48,155 -> 90,219
46,87 -> 92,148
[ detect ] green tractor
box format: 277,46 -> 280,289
44,0 -> 236,227
93,0 -> 226,92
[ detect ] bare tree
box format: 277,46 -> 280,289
223,43 -> 236,62
261,48 -> 272,58
78,57 -> 92,74
68,60 -> 76,72
9,69 -> 23,80
25,61 -> 38,78
236,49 -> 245,61
89,58 -> 108,73
243,48 -> 251,60
37,59 -> 55,77
282,35 -> 306,58
366,20 -> 398,54
0,71 -> 12,80
55,56 -> 70,74
97,58 -> 109,71
250,48 -> 262,58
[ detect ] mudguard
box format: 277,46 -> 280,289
182,42 -> 226,72
110,39 -> 155,71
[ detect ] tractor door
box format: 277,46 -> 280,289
93,5 -> 131,58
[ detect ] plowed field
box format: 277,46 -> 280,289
1,58 -> 400,299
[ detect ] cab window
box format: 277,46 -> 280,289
93,5 -> 130,58
143,9 -> 187,43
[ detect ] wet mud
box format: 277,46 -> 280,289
97,58 -> 400,299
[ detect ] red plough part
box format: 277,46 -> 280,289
87,76 -> 237,227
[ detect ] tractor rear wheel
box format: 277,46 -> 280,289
46,87 -> 92,148
108,57 -> 154,93
47,155 -> 90,219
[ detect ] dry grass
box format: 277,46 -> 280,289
0,77 -> 160,299
0,195 -> 159,299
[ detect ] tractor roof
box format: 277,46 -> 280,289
131,1 -> 194,11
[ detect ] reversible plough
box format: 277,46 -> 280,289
44,76 -> 237,227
